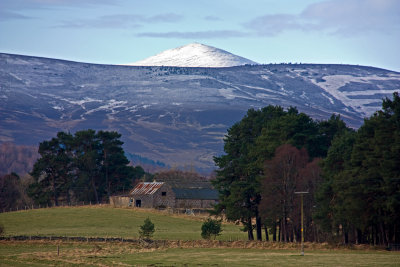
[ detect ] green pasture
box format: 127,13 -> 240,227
2,206 -> 399,267
0,205 -> 247,240
0,241 -> 399,267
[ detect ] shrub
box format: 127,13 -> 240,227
201,218 -> 222,240
139,218 -> 155,240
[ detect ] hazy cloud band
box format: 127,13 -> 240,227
136,30 -> 248,39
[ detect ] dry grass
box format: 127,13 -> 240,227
1,240 -> 399,267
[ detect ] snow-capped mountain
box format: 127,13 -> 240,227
129,43 -> 258,67
0,53 -> 399,172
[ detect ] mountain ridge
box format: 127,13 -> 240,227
1,52 -> 399,171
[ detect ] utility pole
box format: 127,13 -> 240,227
295,191 -> 309,256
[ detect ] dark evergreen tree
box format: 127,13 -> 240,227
139,217 -> 155,240
201,218 -> 222,240
28,129 -> 143,205
73,129 -> 102,204
97,130 -> 136,197
314,130 -> 356,242
316,92 -> 400,245
0,173 -> 21,211
29,132 -> 74,206
213,105 -> 344,241
347,92 -> 400,245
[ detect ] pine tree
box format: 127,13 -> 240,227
139,218 -> 155,240
201,218 -> 222,240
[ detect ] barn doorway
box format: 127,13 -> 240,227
135,199 -> 141,207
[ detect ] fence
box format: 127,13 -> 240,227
1,201 -> 109,213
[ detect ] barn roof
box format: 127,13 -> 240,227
172,188 -> 219,200
130,182 -> 164,195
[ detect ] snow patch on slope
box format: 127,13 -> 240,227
311,74 -> 400,116
129,43 -> 258,67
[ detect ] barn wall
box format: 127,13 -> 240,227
200,200 -> 217,208
175,199 -> 217,209
118,182 -> 219,209
131,194 -> 154,208
152,184 -> 175,208
110,196 -> 133,207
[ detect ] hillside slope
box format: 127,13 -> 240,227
1,53 -> 399,171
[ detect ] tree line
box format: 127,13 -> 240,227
2,93 -> 399,246
315,92 -> 400,245
27,130 -> 145,206
212,92 -> 400,246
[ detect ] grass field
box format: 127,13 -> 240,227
0,205 -> 248,240
1,240 -> 399,267
1,206 -> 399,266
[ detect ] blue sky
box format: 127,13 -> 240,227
1,0 -> 399,71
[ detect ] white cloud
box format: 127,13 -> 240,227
57,13 -> 183,29
245,0 -> 400,36
0,11 -> 33,21
0,0 -> 117,9
136,30 -> 248,39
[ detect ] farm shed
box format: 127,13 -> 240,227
173,188 -> 219,209
130,182 -> 174,208
111,181 -> 219,209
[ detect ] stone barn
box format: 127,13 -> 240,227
130,182 -> 175,208
111,181 -> 219,209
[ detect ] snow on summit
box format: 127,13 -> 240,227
129,43 -> 258,67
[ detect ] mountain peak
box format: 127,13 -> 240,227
129,43 -> 258,67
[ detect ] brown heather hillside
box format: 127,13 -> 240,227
0,143 -> 38,175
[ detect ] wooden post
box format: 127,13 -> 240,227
301,193 -> 304,256
295,191 -> 308,256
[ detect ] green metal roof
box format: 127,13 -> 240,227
172,188 -> 219,200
